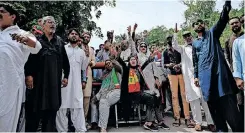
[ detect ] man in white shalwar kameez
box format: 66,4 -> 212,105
172,29 -> 215,131
56,29 -> 87,132
0,3 -> 41,132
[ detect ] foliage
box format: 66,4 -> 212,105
5,0 -> 116,39
143,0 -> 244,48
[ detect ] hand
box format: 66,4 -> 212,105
155,78 -> 161,89
92,96 -> 98,103
10,33 -> 29,44
127,26 -> 131,33
25,76 -> 34,89
62,78 -> 68,87
225,1 -> 231,11
173,64 -> 181,72
194,78 -> 200,87
235,78 -> 244,90
175,23 -> 178,33
133,23 -> 138,31
89,62 -> 93,66
82,81 -> 86,89
168,63 -> 175,68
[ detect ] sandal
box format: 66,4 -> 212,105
172,119 -> 181,127
195,124 -> 202,131
100,128 -> 107,132
185,119 -> 195,128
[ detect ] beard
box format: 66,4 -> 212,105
232,26 -> 241,34
68,37 -> 78,44
194,26 -> 205,33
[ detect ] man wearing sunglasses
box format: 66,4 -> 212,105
172,25 -> 215,131
192,1 -> 243,132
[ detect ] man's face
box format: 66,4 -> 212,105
68,30 -> 79,44
0,7 -> 15,30
83,33 -> 91,45
121,40 -> 129,50
100,44 -> 104,50
183,33 -> 193,44
129,57 -> 137,67
43,19 -> 56,33
38,18 -> 42,26
139,44 -> 147,53
193,20 -> 205,33
105,60 -> 113,70
229,18 -> 241,34
104,42 -> 111,50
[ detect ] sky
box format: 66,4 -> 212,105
90,0 -> 242,49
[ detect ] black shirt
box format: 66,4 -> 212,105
163,47 -> 182,75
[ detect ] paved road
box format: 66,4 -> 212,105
89,115 -> 213,132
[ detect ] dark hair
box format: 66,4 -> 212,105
229,17 -> 240,23
67,28 -> 81,37
192,19 -> 204,27
0,3 -> 19,24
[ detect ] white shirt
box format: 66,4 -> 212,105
172,33 -> 201,102
0,25 -> 42,115
61,44 -> 87,108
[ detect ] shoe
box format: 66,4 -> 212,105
91,122 -> 99,130
158,122 -> 170,130
143,124 -> 159,132
100,128 -> 107,132
185,119 -> 195,128
195,124 -> 202,131
208,124 -> 216,132
172,119 -> 181,127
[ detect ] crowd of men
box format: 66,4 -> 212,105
0,1 -> 244,132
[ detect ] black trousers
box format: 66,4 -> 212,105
25,109 -> 58,132
207,94 -> 244,132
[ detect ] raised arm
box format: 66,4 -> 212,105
212,1 -> 231,38
192,44 -> 198,79
172,33 -> 183,54
127,25 -> 137,55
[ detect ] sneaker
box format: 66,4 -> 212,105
144,124 -> 159,132
158,122 -> 170,130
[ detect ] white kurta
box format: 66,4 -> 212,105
172,33 -> 201,102
61,44 -> 88,108
0,25 -> 41,131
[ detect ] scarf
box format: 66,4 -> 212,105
101,68 -> 119,89
128,68 -> 140,93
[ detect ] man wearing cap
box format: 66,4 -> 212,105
172,25 -> 215,131
0,2 -> 42,131
163,33 -> 192,127
192,1 -> 243,132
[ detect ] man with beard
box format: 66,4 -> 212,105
80,32 -> 96,129
24,16 -> 70,132
225,16 -> 244,126
163,35 -> 192,127
91,58 -> 122,132
225,17 -> 244,70
192,1 -> 243,132
172,25 -> 215,131
0,3 -> 42,131
56,28 -> 87,132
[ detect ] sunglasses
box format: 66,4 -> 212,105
193,21 -> 204,26
140,45 -> 147,48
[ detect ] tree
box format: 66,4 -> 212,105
5,0 -> 116,39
